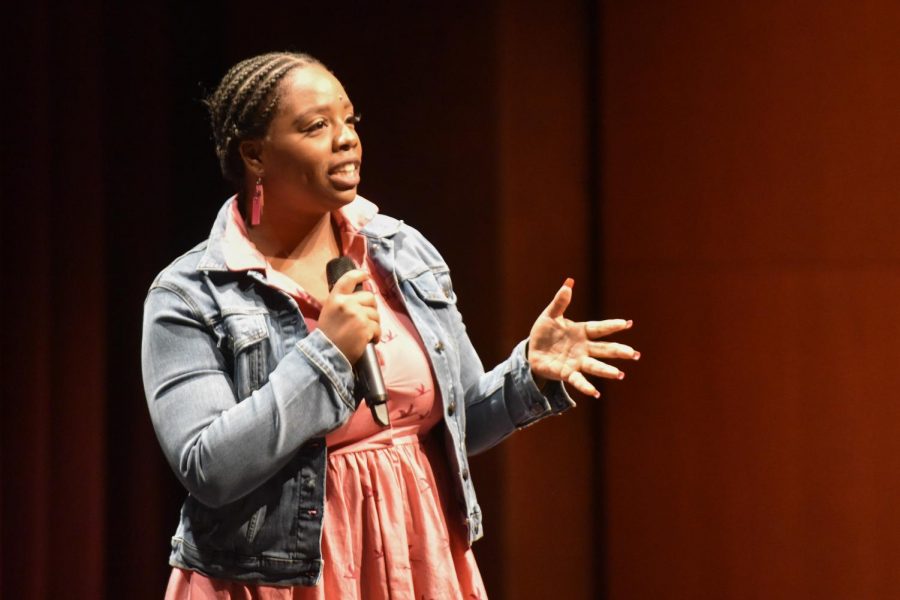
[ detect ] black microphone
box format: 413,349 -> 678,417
325,256 -> 390,427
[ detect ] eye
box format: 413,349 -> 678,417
346,113 -> 362,127
304,119 -> 328,133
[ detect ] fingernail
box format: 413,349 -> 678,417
564,277 -> 574,289
617,371 -> 625,380
633,351 -> 641,361
594,391 -> 601,399
626,319 -> 633,328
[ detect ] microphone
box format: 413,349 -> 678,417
325,256 -> 390,427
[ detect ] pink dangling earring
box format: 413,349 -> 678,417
251,176 -> 264,226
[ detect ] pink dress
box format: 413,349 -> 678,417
164,199 -> 487,599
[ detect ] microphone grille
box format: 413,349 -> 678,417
326,256 -> 357,289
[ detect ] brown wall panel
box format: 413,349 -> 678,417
496,2 -> 595,598
602,1 -> 900,598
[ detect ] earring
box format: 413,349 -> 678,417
251,176 -> 264,226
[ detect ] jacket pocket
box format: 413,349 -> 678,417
222,312 -> 270,400
182,483 -> 276,552
406,268 -> 456,306
405,268 -> 463,385
244,503 -> 267,544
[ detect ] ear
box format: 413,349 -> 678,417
239,139 -> 265,177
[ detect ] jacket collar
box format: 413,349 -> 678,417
359,213 -> 403,239
197,195 -> 400,272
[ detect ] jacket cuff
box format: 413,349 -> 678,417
541,379 -> 576,414
295,329 -> 356,409
508,339 -> 576,425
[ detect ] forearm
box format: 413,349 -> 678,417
459,333 -> 574,456
142,288 -> 355,507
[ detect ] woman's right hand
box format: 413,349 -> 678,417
317,269 -> 381,364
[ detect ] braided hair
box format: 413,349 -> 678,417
205,51 -> 323,190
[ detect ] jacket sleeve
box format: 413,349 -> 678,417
141,284 -> 356,508
453,301 -> 575,456
397,225 -> 575,456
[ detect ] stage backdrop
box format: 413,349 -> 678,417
3,1 -> 899,599
2,2 -> 599,598
601,1 -> 900,598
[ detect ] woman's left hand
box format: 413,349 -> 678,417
527,278 -> 640,398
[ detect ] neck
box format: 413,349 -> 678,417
246,201 -> 341,262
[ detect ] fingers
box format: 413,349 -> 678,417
565,357 -> 631,399
567,371 -> 600,399
354,291 -> 377,309
319,269 -> 382,362
587,341 -> 641,361
355,303 -> 378,320
330,269 -> 371,294
543,278 -> 574,319
329,291 -> 378,314
585,319 -> 633,339
580,357 -> 625,380
329,269 -> 377,310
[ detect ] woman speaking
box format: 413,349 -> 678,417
141,51 -> 639,599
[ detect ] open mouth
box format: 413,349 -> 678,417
328,161 -> 361,189
330,163 -> 358,176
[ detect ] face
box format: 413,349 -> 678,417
249,64 -> 362,213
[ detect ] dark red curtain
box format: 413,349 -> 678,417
7,1 -> 900,599
2,2 -> 601,598
3,3 -> 190,597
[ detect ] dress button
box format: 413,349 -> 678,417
447,400 -> 456,416
434,341 -> 444,353
462,468 -> 469,481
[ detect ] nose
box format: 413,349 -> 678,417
334,121 -> 359,152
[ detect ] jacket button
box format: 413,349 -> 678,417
447,400 -> 456,416
461,468 -> 469,481
434,341 -> 444,353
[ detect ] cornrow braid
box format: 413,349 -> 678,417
205,51 -> 323,188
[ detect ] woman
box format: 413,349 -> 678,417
142,51 -> 639,599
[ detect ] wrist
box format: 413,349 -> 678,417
525,341 -> 548,391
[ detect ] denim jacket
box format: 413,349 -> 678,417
141,198 -> 574,586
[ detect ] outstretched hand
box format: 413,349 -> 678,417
527,278 -> 639,398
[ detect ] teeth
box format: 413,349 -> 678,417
333,164 -> 357,175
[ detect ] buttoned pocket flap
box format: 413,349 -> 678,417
407,270 -> 456,306
222,312 -> 269,353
